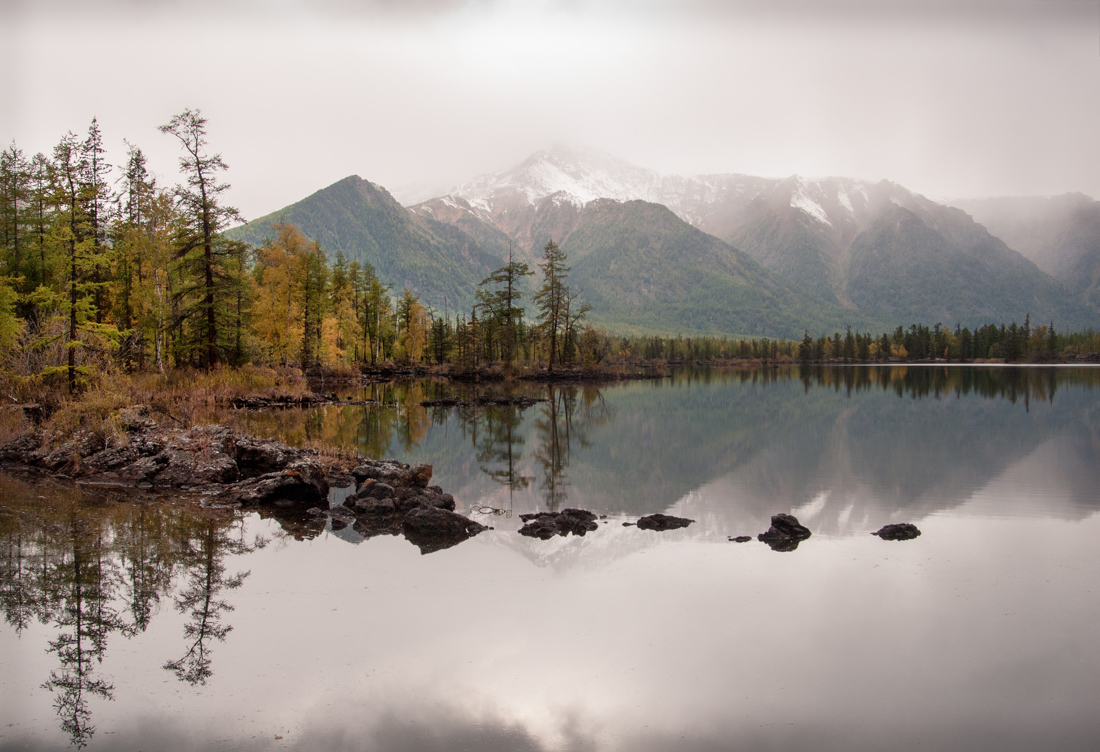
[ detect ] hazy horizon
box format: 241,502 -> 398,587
5,0 -> 1100,220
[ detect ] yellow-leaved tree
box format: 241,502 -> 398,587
252,223 -> 309,365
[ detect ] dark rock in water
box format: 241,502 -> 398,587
873,523 -> 922,541
758,513 -> 812,552
352,515 -> 404,541
353,497 -> 396,515
353,461 -> 432,490
357,480 -> 396,500
636,513 -> 694,531
729,536 -> 753,543
402,505 -> 487,554
235,435 -> 297,475
218,459 -> 329,505
252,504 -> 326,541
518,508 -> 599,539
2,417 -> 476,552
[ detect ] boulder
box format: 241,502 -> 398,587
218,459 -> 329,505
357,480 -> 396,500
352,497 -> 396,515
0,433 -> 41,463
636,513 -> 694,531
352,461 -> 432,489
873,523 -> 922,541
235,435 -> 298,474
402,505 -> 487,554
758,513 -> 812,552
518,508 -> 599,539
42,430 -> 106,472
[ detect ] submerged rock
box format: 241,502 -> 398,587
758,513 -> 812,552
729,535 -> 753,543
518,508 -> 599,539
873,523 -> 922,541
636,513 -> 695,532
402,505 -> 488,554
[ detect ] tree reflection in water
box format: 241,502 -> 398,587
0,478 -> 256,747
38,502 -> 124,748
472,404 -> 530,516
534,385 -> 612,512
163,516 -> 258,686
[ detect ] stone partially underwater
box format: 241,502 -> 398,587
339,460 -> 486,553
636,513 -> 695,531
518,509 -> 600,539
873,523 -> 922,541
0,406 -> 486,554
758,513 -> 813,552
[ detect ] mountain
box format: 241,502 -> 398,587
225,175 -> 509,311
951,194 -> 1100,312
417,146 -> 1095,330
561,199 -> 833,337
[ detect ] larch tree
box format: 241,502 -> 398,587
475,245 -> 533,366
533,239 -> 570,372
159,109 -> 241,369
53,132 -> 91,393
298,239 -> 328,368
81,119 -> 113,324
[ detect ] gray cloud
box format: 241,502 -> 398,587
3,0 -> 1098,218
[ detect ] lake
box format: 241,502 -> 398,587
3,365 -> 1099,751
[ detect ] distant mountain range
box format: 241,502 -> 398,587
950,193 -> 1100,313
226,146 -> 1098,337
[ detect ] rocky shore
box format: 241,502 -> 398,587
1,415 -> 924,555
0,405 -> 487,554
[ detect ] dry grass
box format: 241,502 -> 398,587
0,407 -> 30,444
12,364 -> 312,449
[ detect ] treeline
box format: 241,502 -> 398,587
0,112 -> 604,392
0,111 -> 249,394
794,320 -> 1100,364
3,113 -> 1098,402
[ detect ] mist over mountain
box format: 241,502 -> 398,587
419,146 -> 1095,329
951,194 -> 1100,312
226,147 -> 1097,338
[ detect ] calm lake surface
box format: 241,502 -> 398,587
3,365 -> 1099,751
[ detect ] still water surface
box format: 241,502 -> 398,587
2,366 -> 1099,751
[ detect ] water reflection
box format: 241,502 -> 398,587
467,404 -> 530,517
163,517 -> 257,686
202,367 -> 1100,530
0,479 -> 254,747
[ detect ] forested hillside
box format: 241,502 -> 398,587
226,175 -> 508,312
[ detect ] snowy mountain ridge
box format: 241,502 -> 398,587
414,144 -> 918,233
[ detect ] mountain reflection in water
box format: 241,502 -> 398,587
2,365 -> 1099,750
211,365 -> 1100,530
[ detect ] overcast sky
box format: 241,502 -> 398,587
4,0 -> 1099,220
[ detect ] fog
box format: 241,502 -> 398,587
3,0 -> 1098,219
